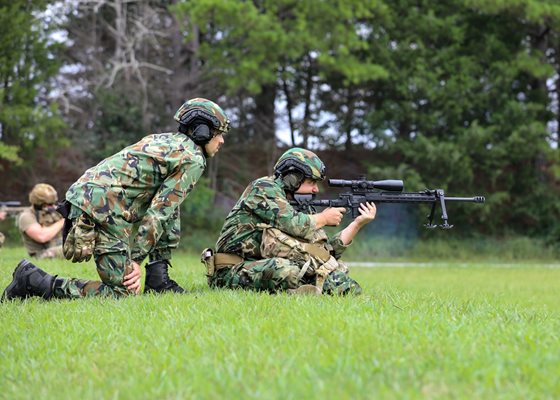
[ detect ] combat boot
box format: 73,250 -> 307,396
2,259 -> 56,301
144,260 -> 185,294
286,284 -> 322,296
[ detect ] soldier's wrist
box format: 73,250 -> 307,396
131,254 -> 146,264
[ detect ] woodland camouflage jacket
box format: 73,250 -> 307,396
66,132 -> 205,263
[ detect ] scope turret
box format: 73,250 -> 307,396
328,179 -> 404,192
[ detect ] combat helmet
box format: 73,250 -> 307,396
174,98 -> 230,145
274,148 -> 326,190
29,183 -> 58,206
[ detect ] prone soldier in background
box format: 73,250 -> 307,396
202,148 -> 377,296
17,184 -> 64,259
2,98 -> 231,301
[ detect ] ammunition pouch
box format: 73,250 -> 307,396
201,248 -> 244,277
62,213 -> 98,263
260,226 -> 338,290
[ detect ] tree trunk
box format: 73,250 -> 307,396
253,84 -> 277,142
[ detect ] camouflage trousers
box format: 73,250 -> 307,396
51,203 -> 177,299
52,225 -> 137,299
208,257 -> 362,295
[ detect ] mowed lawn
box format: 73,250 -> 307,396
0,247 -> 558,399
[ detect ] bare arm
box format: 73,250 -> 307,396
24,219 -> 64,243
339,202 -> 377,245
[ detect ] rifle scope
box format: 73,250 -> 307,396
328,179 -> 404,192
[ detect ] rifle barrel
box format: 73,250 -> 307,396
445,196 -> 485,203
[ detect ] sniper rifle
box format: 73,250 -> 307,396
290,177 -> 485,229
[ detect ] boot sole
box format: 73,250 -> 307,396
144,287 -> 185,294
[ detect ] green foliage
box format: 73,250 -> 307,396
356,0 -> 560,237
0,248 -> 559,399
0,0 -> 67,165
172,0 -> 388,92
180,177 -> 226,235
89,88 -> 146,159
0,142 -> 21,166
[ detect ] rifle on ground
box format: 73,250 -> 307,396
290,177 -> 485,229
0,201 -> 27,216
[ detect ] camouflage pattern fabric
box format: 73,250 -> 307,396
52,225 -> 137,298
67,132 -> 205,264
49,132 -> 205,299
216,176 -> 317,259
274,148 -> 326,181
213,175 -> 361,295
36,246 -> 63,259
174,98 -> 230,134
208,258 -> 361,295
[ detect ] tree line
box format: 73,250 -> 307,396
0,0 -> 559,241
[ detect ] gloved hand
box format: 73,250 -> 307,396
62,214 -> 97,263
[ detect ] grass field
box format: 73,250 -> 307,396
0,247 -> 559,399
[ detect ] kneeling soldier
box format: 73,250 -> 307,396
2,98 -> 231,301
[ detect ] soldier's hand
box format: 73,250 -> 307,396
355,202 -> 377,226
123,261 -> 142,295
320,207 -> 346,226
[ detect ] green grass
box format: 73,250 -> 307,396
0,247 -> 559,399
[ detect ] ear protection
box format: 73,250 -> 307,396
178,109 -> 221,145
282,172 -> 304,192
190,121 -> 212,144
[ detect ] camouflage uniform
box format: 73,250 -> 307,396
1,98 -> 231,302
210,174 -> 362,295
51,132 -> 206,298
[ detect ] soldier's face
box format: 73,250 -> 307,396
204,133 -> 225,157
295,178 -> 320,194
